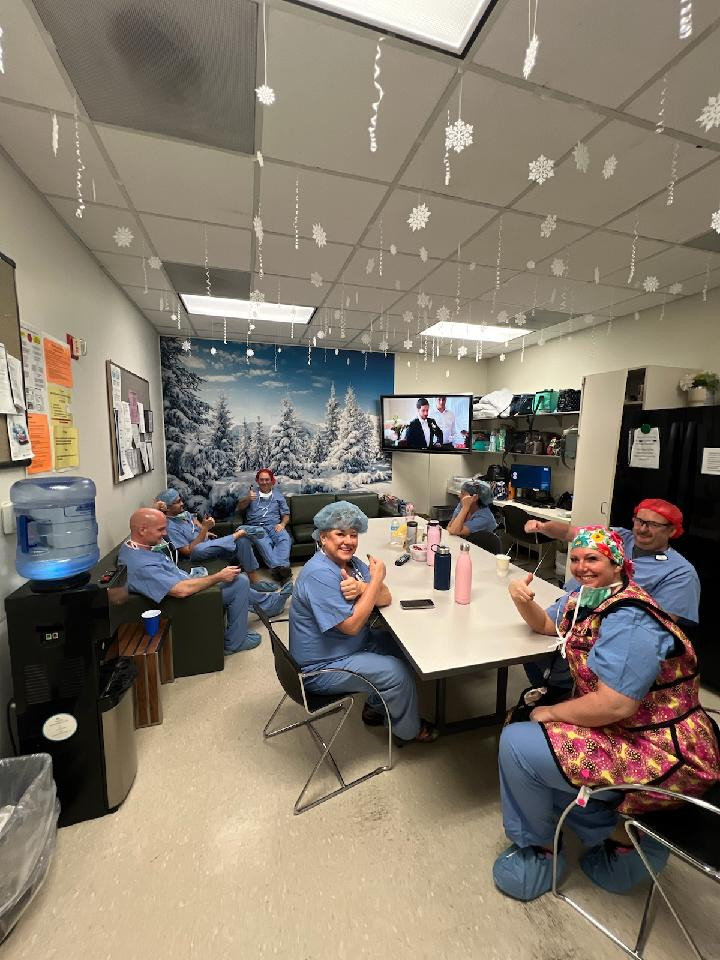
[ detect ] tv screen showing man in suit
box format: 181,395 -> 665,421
381,395 -> 471,453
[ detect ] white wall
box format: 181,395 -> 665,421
391,354 -> 487,514
0,152 -> 165,757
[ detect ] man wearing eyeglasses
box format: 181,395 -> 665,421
526,498 -> 699,622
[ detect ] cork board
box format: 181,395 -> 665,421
0,252 -> 31,469
105,359 -> 154,484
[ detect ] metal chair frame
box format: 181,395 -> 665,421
256,611 -> 394,815
552,782 -> 720,960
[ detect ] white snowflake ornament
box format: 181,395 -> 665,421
499,353 -> 506,362
540,214 -> 557,238
403,338 -> 413,350
148,256 -> 162,270
417,291 -> 431,309
711,208 -> 720,234
360,332 -> 372,346
365,257 -> 375,275
668,282 -> 683,295
573,141 -> 590,173
316,330 -> 325,340
697,92 -> 720,132
523,33 -> 539,80
181,339 -> 191,353
445,118 -> 474,154
602,155 -> 618,179
210,346 -> 217,356
310,272 -> 323,288
526,260 -> 536,270
407,203 -> 431,232
457,345 -> 468,358
514,312 -> 527,325
528,155 -> 555,185
379,339 -> 389,352
113,226 -> 134,248
436,305 -> 451,323
402,311 -> 413,323
250,289 -> 265,302
469,261 -> 477,271
551,258 -> 566,277
255,84 -> 276,106
312,223 -> 327,248
643,275 -> 659,293
496,310 -> 510,324
419,247 -> 428,263
390,244 -> 397,256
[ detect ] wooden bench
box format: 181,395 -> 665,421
107,620 -> 173,728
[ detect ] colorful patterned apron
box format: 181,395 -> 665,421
542,581 -> 720,815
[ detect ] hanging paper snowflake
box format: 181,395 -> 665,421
148,256 -> 162,270
445,118 -> 474,154
582,313 -> 595,324
528,155 -> 555,185
550,257 -> 566,277
181,339 -> 191,352
573,141 -> 590,173
457,345 -> 468,358
379,339 -> 389,352
316,330 -> 325,340
403,338 -> 413,350
514,312 -> 527,325
469,261 -> 476,271
523,33 -> 539,80
419,247 -> 428,263
711,208 -> 720,234
407,203 -> 431,232
51,113 -> 59,157
210,346 -> 217,356
402,311 -> 413,323
360,332 -> 372,346
417,291 -> 431,309
436,305 -> 451,323
697,92 -> 720,131
668,282 -> 683,294
526,260 -> 536,270
496,310 -> 510,324
250,289 -> 265,302
113,226 -> 134,248
540,214 -> 557,238
310,272 -> 323,288
390,244 -> 397,256
499,353 -> 506,362
365,257 -> 375,275
255,84 -> 276,106
602,155 -> 618,179
312,223 -> 327,248
643,275 -> 659,292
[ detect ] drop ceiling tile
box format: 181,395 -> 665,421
609,159 -> 720,242
401,72 -> 603,206
342,249 -> 438,291
516,122 -> 709,226
261,6 -> 454,180
473,0 -> 718,109
674,266 -> 720,297
490,274 -> 629,313
140,213 -> 251,270
0,102 -> 125,204
245,274 -> 325,307
122,284 -> 167,310
49,197 -> 141,252
258,163 -> 386,245
424,262 -> 502,299
379,189 -> 495,260
463,212 -> 588,270
256,235 -> 350,284
95,250 -> 147,287
97,125 -> 255,226
603,245 -> 720,287
561,230 -> 669,283
609,291 -> 668,317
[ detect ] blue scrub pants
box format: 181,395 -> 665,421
190,534 -> 259,573
499,722 -> 619,848
524,652 -> 573,690
303,631 -> 421,741
220,575 -> 286,651
253,526 -> 292,568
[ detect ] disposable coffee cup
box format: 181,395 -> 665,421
495,554 -> 510,577
142,609 -> 162,637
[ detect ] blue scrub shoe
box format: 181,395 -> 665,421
260,588 -> 291,619
236,524 -> 267,541
493,844 -> 565,901
580,837 -> 669,894
252,579 -> 280,592
225,631 -> 262,654
279,580 -> 294,596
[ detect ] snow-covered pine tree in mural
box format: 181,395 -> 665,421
328,386 -> 371,472
247,415 -> 269,471
160,337 -> 211,499
236,418 -> 253,472
269,397 -> 306,479
208,393 -> 237,478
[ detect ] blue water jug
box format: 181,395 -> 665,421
11,476 -> 100,588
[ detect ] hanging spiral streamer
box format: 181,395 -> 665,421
378,218 -> 383,277
368,37 -> 384,153
223,316 -> 227,344
702,254 -> 711,302
294,177 -> 299,250
73,101 -> 86,219
204,224 -> 212,299
456,243 -> 462,315
0,26 -> 5,75
142,255 -> 148,294
655,75 -> 667,135
627,221 -> 639,284
666,142 -> 679,206
678,1 -> 693,38
444,109 -> 451,186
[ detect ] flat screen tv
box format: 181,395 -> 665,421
380,394 -> 472,454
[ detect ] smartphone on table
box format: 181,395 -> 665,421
400,599 -> 435,610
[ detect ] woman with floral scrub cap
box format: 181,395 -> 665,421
290,501 -> 438,744
493,526 -> 719,902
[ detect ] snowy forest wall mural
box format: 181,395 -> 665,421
160,338 -> 394,516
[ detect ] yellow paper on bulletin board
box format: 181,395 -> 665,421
48,384 -> 73,424
53,424 -> 79,469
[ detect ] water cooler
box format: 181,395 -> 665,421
5,477 -> 137,827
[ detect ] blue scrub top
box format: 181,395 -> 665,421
545,592 -> 675,700
119,541 -> 188,604
166,514 -> 198,548
563,527 -> 700,621
290,550 -> 371,669
451,502 -> 497,534
246,489 -> 290,527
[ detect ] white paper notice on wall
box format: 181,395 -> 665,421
629,427 -> 660,469
701,448 -> 720,476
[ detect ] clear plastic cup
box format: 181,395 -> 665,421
495,554 -> 510,577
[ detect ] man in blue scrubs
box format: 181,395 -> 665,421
447,480 -> 498,542
156,488 -> 277,592
119,508 -> 291,653
236,470 -> 292,582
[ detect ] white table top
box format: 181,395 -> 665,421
446,481 -> 572,523
360,517 -> 564,680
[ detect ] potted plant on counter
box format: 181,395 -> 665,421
679,371 -> 719,406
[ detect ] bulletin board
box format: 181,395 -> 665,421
0,252 -> 32,469
105,360 -> 155,484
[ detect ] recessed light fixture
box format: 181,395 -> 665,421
180,294 -> 315,324
421,321 -> 534,343
293,0 -> 495,55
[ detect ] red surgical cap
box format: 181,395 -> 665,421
635,498 -> 684,538
256,469 -> 276,484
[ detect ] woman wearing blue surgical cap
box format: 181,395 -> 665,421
290,501 -> 437,744
447,480 -> 497,540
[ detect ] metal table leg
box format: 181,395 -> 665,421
434,666 -> 509,735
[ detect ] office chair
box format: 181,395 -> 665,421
254,605 -> 393,815
502,504 -> 553,570
464,530 -> 502,554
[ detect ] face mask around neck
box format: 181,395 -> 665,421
578,581 -> 623,610
258,490 -> 273,499
151,539 -> 172,555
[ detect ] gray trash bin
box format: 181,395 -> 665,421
0,754 -> 59,943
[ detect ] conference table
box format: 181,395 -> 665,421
359,517 -> 565,733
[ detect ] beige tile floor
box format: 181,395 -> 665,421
5,620 -> 720,960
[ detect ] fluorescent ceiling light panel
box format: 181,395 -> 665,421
301,1 -> 493,54
180,295 -> 314,324
421,321 -> 533,343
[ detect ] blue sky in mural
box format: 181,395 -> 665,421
183,339 -> 394,425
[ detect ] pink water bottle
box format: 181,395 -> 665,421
426,520 -> 441,566
455,543 -> 472,604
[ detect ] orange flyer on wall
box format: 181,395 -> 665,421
43,336 -> 73,388
26,413 -> 53,474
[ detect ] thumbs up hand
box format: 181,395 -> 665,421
509,573 -> 536,604
339,567 -> 361,601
